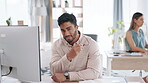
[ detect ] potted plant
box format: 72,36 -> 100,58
108,21 -> 125,49
6,17 -> 12,26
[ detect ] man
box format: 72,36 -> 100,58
50,13 -> 102,82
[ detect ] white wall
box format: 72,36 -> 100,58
83,0 -> 114,68
83,0 -> 113,50
123,0 -> 148,30
0,0 -> 29,25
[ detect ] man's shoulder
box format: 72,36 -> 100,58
81,35 -> 98,47
52,39 -> 64,50
53,38 -> 63,45
83,35 -> 97,43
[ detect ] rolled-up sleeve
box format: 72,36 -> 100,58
50,42 -> 71,74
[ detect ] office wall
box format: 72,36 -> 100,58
0,0 -> 29,25
83,0 -> 113,50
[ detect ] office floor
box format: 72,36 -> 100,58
2,42 -> 148,83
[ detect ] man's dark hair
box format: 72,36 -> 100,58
58,13 -> 77,26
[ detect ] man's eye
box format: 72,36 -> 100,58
61,30 -> 65,32
67,28 -> 71,31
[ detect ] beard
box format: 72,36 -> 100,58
64,30 -> 77,44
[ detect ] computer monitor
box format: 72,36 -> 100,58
142,23 -> 148,43
0,26 -> 41,82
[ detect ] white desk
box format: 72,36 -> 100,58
105,50 -> 148,76
41,76 -> 145,83
2,76 -> 145,83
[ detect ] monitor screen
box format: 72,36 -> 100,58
0,26 -> 41,82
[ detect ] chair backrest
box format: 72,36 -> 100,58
84,34 -> 97,41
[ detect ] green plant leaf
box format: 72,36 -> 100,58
8,17 -> 11,20
6,20 -> 10,26
108,20 -> 125,43
118,37 -> 122,43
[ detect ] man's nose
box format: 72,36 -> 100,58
65,30 -> 70,36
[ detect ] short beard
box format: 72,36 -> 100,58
65,30 -> 77,44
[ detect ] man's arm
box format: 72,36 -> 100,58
50,43 -> 70,74
68,41 -> 102,81
52,46 -> 102,82
50,40 -> 102,81
50,43 -> 83,74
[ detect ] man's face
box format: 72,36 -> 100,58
60,22 -> 78,43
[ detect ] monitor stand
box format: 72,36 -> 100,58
0,49 -> 4,83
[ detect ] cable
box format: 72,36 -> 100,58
2,67 -> 13,76
0,49 -> 13,76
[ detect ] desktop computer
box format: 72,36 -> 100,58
0,26 -> 41,82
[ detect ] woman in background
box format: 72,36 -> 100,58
125,12 -> 148,83
125,12 -> 148,53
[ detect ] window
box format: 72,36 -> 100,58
0,0 -> 29,25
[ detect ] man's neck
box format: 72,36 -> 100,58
70,32 -> 80,45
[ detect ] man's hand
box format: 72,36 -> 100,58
67,44 -> 83,61
51,73 -> 66,82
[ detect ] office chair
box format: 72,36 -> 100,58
84,34 -> 98,41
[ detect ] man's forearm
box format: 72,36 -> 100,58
68,68 -> 102,81
50,55 -> 71,73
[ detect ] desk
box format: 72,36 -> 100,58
41,76 -> 145,83
105,50 -> 148,76
2,76 -> 145,83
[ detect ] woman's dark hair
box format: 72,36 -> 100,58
58,13 -> 77,26
128,12 -> 143,31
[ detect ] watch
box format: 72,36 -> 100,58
64,72 -> 69,79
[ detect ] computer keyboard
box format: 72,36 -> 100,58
121,52 -> 143,57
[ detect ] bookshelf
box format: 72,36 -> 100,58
50,0 -> 83,42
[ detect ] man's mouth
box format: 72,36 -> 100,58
66,36 -> 71,40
